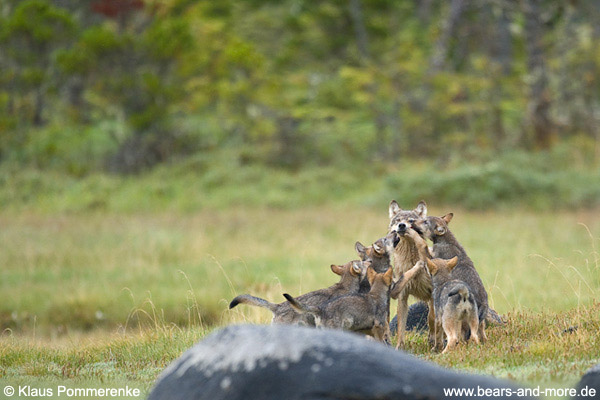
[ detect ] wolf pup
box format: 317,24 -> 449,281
285,263 -> 423,343
356,232 -> 411,332
426,257 -> 480,353
414,213 -> 489,343
388,200 -> 435,348
229,260 -> 370,326
284,267 -> 394,342
355,232 -> 400,274
355,231 -> 399,295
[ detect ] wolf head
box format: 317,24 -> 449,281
388,200 -> 428,237
331,260 -> 371,288
425,256 -> 458,277
355,232 -> 399,273
413,213 -> 453,241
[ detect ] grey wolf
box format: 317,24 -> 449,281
283,267 -> 395,342
355,231 -> 398,323
285,262 -> 423,343
414,213 -> 489,343
427,257 -> 480,353
355,232 -> 399,274
387,200 -> 435,348
149,324 -> 536,400
229,260 -> 370,326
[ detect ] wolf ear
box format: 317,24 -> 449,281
373,239 -> 385,255
442,213 -> 454,224
426,258 -> 438,275
351,261 -> 363,276
367,267 -> 376,284
447,256 -> 459,271
389,200 -> 401,219
355,241 -> 367,259
383,267 -> 393,285
330,264 -> 344,276
435,225 -> 446,236
415,200 -> 427,218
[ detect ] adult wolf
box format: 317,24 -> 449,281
387,200 -> 434,348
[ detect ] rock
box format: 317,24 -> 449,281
149,324 -> 533,400
574,363 -> 600,399
390,301 -> 429,335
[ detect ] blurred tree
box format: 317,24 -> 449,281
58,1 -> 195,173
0,0 -> 75,126
522,0 -> 555,149
0,0 -> 599,172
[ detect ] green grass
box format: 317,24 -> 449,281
407,305 -> 600,386
1,147 -> 600,214
0,327 -> 207,399
1,206 -> 599,397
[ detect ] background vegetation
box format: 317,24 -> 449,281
0,0 -> 599,210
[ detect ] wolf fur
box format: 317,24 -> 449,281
427,257 -> 480,353
388,200 -> 435,348
284,267 -> 397,342
415,213 -> 489,342
229,260 -> 370,326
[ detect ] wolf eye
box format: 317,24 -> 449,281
408,219 -> 415,223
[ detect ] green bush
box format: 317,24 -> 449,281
384,150 -> 600,210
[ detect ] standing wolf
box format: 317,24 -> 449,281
387,200 -> 434,348
426,256 -> 480,353
414,213 -> 489,343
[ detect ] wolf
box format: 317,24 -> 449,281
355,231 -> 399,298
229,260 -> 370,326
414,213 -> 489,343
285,262 -> 423,343
284,266 -> 395,342
387,200 -> 435,348
355,232 -> 399,274
426,257 -> 480,353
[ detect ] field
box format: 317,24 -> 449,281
1,206 -> 599,398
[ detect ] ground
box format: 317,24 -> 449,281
1,207 -> 599,398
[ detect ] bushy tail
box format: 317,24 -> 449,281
283,293 -> 320,316
229,294 -> 278,313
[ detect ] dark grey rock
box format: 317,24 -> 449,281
574,363 -> 600,399
149,324 -> 534,400
390,301 -> 430,335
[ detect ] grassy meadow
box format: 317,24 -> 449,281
1,204 -> 599,398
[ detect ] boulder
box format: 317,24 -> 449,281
149,324 -> 533,400
574,363 -> 600,399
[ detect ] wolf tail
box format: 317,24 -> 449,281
229,294 -> 278,313
283,293 -> 320,316
448,286 -> 469,302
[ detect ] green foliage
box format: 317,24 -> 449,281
0,146 -> 598,213
1,0 -> 75,47
1,0 -> 600,179
385,148 -> 600,210
19,123 -> 118,176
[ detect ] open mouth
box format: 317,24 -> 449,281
411,224 -> 423,235
392,234 -> 400,247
